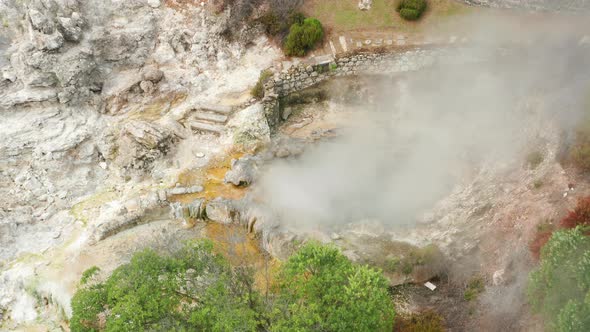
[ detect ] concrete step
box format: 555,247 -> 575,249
188,121 -> 225,135
193,111 -> 228,124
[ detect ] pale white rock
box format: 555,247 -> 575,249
492,269 -> 505,286
147,0 -> 161,8
358,0 -> 373,10
224,103 -> 270,150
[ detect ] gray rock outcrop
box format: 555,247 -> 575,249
224,155 -> 259,186
205,198 -> 236,224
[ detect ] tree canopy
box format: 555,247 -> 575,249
528,227 -> 590,332
70,241 -> 394,332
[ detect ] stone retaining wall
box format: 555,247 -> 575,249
261,46 -> 483,130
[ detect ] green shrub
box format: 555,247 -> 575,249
398,0 -> 427,21
251,69 -> 273,99
464,276 -> 485,301
284,18 -> 324,57
528,227 -> 590,331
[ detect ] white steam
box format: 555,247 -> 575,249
253,13 -> 590,230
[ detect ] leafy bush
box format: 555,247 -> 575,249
397,0 -> 427,21
528,227 -> 590,331
284,18 -> 324,57
251,69 -> 273,99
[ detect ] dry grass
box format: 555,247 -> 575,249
302,0 -> 471,34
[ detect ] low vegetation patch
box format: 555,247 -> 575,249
397,0 -> 428,21
251,69 -> 273,99
530,197 -> 590,260
70,241 -> 395,331
394,310 -> 446,332
526,150 -> 544,169
464,276 -> 485,301
566,105 -> 590,172
284,17 -> 324,56
559,196 -> 590,229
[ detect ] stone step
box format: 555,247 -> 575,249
193,111 -> 228,124
194,103 -> 233,115
188,121 -> 225,135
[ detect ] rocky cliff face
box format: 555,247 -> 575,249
0,1 -> 279,327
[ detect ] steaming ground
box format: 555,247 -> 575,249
248,18 -> 590,330
255,50 -> 590,231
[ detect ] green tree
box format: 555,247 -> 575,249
284,18 -> 324,57
528,227 -> 590,332
70,240 -> 259,332
269,243 -> 394,331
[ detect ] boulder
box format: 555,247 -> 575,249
29,8 -> 54,34
57,16 -> 83,42
225,103 -> 270,150
139,80 -> 155,93
224,155 -> 258,186
0,89 -> 58,108
123,120 -> 170,150
25,72 -> 58,88
140,66 -> 164,82
205,198 -> 235,224
35,31 -> 64,51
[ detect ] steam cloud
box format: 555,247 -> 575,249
253,12 -> 590,231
